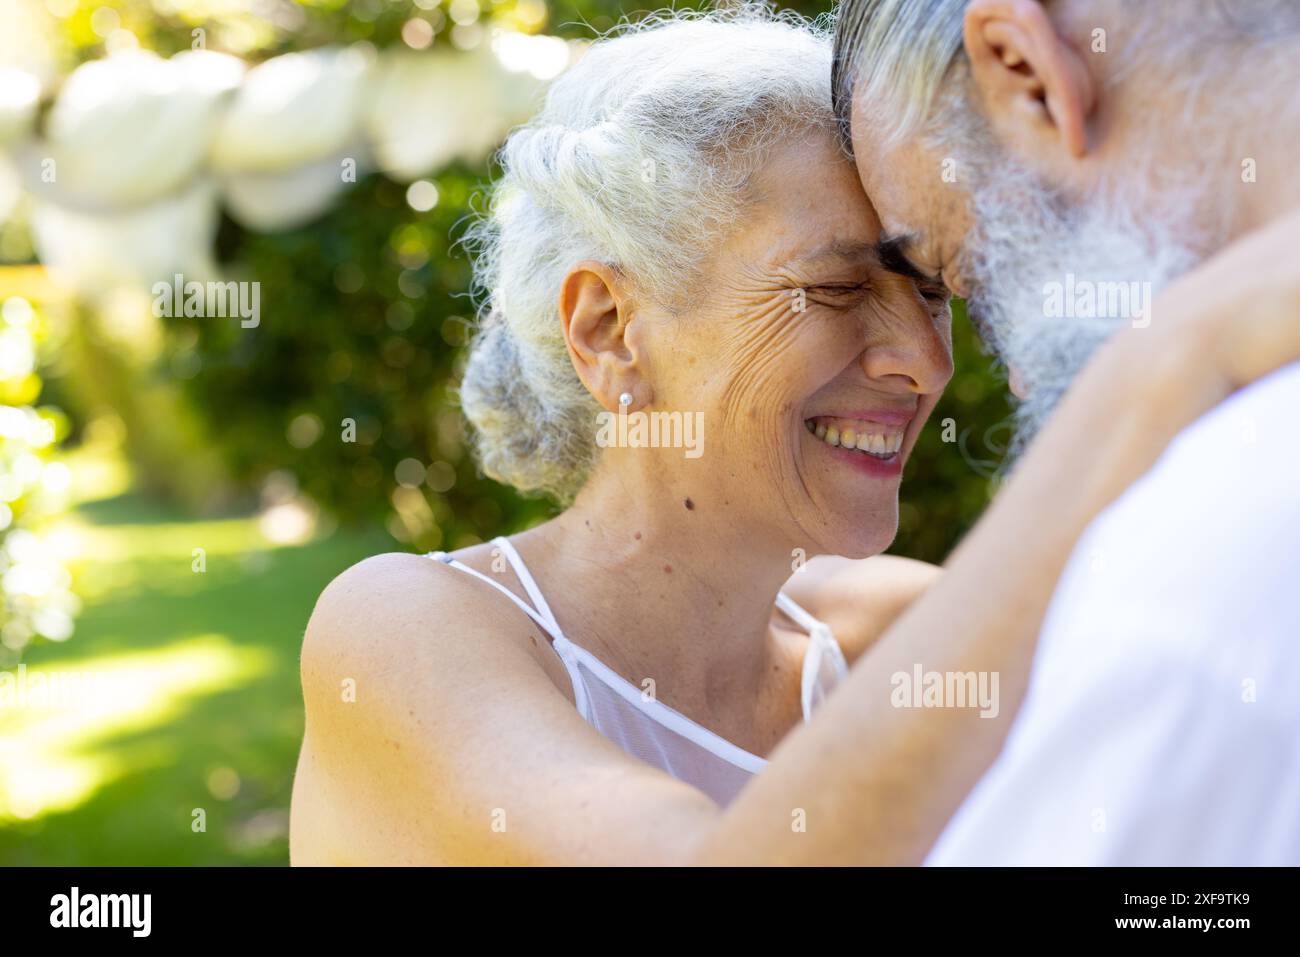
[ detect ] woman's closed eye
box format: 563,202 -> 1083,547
804,281 -> 874,308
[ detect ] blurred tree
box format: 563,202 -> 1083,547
0,284 -> 79,664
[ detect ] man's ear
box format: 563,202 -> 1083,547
558,261 -> 640,411
963,0 -> 1095,160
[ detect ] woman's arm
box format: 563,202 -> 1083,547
779,554 -> 941,664
690,207 -> 1300,864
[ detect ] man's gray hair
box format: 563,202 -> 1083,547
831,0 -> 968,153
832,0 -> 1300,153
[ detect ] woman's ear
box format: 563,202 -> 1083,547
963,0 -> 1095,161
558,261 -> 640,411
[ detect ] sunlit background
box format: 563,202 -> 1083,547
0,0 -> 1009,864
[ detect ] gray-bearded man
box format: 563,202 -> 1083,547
834,0 -> 1300,864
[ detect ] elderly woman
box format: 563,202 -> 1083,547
290,9 -> 1300,864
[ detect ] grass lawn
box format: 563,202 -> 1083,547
0,492 -> 391,866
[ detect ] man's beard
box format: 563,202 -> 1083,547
957,160 -> 1203,451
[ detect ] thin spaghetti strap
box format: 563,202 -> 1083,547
776,591 -> 850,720
426,549 -> 592,720
489,536 -> 565,638
426,551 -> 559,639
775,591 -> 820,632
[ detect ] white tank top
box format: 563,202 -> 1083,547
428,535 -> 850,806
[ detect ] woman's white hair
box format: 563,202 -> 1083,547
461,4 -> 834,502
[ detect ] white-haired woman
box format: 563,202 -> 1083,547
290,8 -> 1300,864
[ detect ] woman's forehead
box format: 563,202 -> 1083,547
734,139 -> 883,268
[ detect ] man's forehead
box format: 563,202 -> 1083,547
847,133 -> 940,252
847,92 -> 913,165
848,127 -> 931,224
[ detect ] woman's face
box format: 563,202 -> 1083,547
635,131 -> 953,559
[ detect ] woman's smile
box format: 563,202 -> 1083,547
803,406 -> 917,478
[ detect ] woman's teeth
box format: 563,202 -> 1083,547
805,418 -> 904,458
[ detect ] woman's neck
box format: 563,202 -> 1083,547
519,472 -> 799,718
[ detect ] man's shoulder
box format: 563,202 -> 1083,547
1039,360 -> 1300,668
1085,359 -> 1300,554
1156,359 -> 1300,486
926,365 -> 1300,866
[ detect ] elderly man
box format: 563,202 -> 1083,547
834,0 -> 1300,864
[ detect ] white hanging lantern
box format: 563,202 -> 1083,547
209,45 -> 373,173
34,49 -> 243,210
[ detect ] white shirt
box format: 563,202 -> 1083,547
927,361 -> 1300,866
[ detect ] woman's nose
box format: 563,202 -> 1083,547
858,305 -> 954,396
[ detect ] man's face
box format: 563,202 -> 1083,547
848,95 -> 975,301
848,85 -> 1201,443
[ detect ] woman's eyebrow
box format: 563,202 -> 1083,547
876,232 -> 939,284
788,239 -> 880,271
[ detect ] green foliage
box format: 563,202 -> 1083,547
0,295 -> 79,661
0,493 -> 389,861
181,169 -> 555,552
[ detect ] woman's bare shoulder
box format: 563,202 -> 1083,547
291,550 -> 631,865
781,554 -> 940,663
299,548 -> 572,718
304,551 -> 478,664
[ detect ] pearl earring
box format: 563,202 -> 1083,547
618,392 -> 633,408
